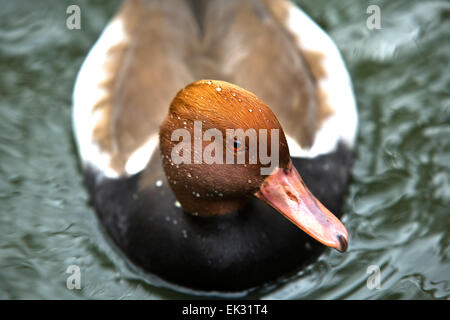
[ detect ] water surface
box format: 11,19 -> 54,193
0,0 -> 449,299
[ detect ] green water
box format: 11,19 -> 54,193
0,0 -> 449,299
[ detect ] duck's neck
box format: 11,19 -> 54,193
138,150 -> 248,217
172,188 -> 249,217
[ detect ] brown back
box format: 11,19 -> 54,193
97,0 -> 318,173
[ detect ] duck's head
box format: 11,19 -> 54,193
159,80 -> 348,252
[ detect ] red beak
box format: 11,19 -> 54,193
254,161 -> 349,252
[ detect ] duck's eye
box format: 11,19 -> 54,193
228,139 -> 244,152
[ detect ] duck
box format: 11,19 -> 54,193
72,0 -> 357,293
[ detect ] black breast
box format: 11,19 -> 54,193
85,142 -> 352,292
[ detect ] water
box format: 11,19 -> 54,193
0,0 -> 449,299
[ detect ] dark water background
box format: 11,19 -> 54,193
0,0 -> 449,299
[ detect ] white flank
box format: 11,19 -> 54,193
72,17 -> 128,178
285,3 -> 358,158
124,135 -> 160,175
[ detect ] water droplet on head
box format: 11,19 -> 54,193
155,180 -> 163,187
249,109 -> 252,112
248,179 -> 252,183
207,80 -> 212,85
187,173 -> 192,178
196,193 -> 200,197
216,87 -> 222,92
174,200 -> 181,208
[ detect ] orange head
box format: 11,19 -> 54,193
159,80 -> 348,252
